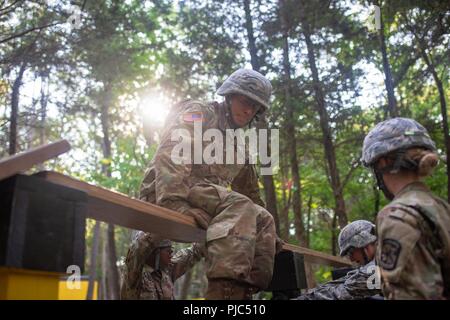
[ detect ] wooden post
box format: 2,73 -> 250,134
304,262 -> 317,289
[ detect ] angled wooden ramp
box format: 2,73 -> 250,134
36,171 -> 205,243
37,171 -> 351,268
283,244 -> 350,268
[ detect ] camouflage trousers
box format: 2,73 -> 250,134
187,183 -> 276,289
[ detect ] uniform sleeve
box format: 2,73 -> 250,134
376,206 -> 421,299
170,243 -> 205,281
231,164 -> 265,207
154,102 -> 210,214
295,266 -> 379,300
120,232 -> 162,300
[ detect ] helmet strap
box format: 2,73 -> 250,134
373,167 -> 395,200
373,148 -> 420,200
378,149 -> 419,174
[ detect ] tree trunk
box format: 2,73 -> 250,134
331,211 -> 337,256
100,87 -> 120,299
306,195 -> 312,247
101,223 -> 107,300
243,0 -> 260,71
302,25 -> 348,229
39,74 -> 48,146
410,26 -> 450,203
106,223 -> 120,299
280,157 -> 290,241
9,61 -> 27,155
374,0 -> 398,118
280,0 -> 307,246
262,174 -> 280,233
35,74 -> 49,171
243,0 -> 280,233
87,221 -> 101,300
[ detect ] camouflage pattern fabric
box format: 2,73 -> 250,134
120,232 -> 204,300
361,117 -> 436,167
339,220 -> 377,256
139,99 -> 277,290
216,68 -> 272,110
188,183 -> 276,289
376,181 -> 450,299
139,99 -> 264,211
294,260 -> 382,300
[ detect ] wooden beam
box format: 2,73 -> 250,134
36,171 -> 352,267
0,140 -> 71,181
36,171 -> 205,243
283,243 -> 352,268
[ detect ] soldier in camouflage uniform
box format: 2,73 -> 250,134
362,117 -> 450,299
120,231 -> 204,300
295,220 -> 382,300
139,69 -> 280,299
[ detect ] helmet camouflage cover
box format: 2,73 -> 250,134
361,117 -> 437,167
216,68 -> 272,110
133,231 -> 172,250
338,220 -> 377,256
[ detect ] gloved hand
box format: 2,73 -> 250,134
186,208 -> 211,230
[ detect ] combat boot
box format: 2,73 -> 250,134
205,279 -> 258,300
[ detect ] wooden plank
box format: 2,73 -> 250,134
36,171 -> 205,243
36,171 -> 352,267
0,140 -> 71,181
282,243 -> 352,268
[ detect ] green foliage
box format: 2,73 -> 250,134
90,135 -> 156,196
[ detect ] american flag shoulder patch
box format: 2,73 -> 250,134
182,112 -> 204,122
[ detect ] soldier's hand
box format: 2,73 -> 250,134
186,208 -> 211,230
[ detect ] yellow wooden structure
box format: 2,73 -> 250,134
0,267 -> 98,300
58,278 -> 98,300
0,267 -> 61,300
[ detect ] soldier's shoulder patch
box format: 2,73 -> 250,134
379,238 -> 401,271
182,111 -> 204,122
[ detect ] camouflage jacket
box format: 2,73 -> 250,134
139,99 -> 265,211
376,181 -> 450,300
120,232 -> 204,300
294,260 -> 382,300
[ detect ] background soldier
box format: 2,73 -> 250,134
295,220 -> 382,300
120,231 -> 204,300
139,68 -> 281,299
362,117 -> 450,299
